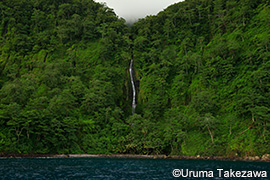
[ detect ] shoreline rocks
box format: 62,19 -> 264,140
0,153 -> 269,162
262,154 -> 270,161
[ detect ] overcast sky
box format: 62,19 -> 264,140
94,0 -> 184,22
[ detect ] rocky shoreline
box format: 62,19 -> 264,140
0,153 -> 270,162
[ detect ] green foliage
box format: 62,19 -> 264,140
131,0 -> 270,156
0,0 -> 269,156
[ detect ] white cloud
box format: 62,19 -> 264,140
94,0 -> 183,22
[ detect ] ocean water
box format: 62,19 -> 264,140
0,158 -> 269,180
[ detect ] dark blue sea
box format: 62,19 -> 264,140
0,158 -> 269,179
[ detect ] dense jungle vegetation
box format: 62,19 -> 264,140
0,0 -> 269,157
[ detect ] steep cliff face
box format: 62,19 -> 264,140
0,0 -> 130,153
131,0 -> 270,156
0,0 -> 269,156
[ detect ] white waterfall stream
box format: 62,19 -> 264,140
129,59 -> 136,114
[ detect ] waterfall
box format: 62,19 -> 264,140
129,59 -> 136,114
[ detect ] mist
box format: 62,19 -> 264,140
94,0 -> 184,23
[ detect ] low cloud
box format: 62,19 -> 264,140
94,0 -> 183,23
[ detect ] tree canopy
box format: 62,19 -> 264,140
0,0 -> 269,157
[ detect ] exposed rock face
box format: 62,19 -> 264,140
262,154 -> 270,161
244,156 -> 260,161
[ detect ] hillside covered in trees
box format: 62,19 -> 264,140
0,0 -> 269,157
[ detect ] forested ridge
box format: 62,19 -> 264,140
0,0 -> 269,157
